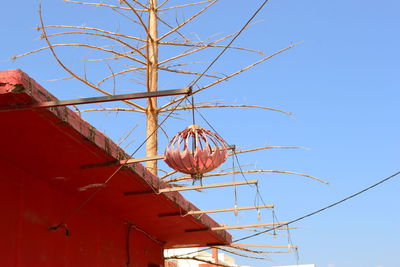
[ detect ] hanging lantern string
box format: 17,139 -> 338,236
286,224 -> 300,262
232,147 -> 238,216
191,87 -> 196,126
185,96 -> 262,192
190,90 -> 196,158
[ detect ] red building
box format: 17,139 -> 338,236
0,70 -> 231,266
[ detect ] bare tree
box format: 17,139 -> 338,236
12,0 -> 328,262
14,0 -> 301,177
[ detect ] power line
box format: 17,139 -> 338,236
188,0 -> 271,88
174,169 -> 400,258
234,170 -> 400,242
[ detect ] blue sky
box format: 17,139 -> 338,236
1,1 -> 399,267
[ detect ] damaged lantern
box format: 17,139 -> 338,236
164,125 -> 229,183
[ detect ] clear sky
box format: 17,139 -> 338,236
1,1 -> 399,267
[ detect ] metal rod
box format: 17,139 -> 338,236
230,243 -> 298,249
158,180 -> 257,193
0,88 -> 191,112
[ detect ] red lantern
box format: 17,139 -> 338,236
164,125 -> 229,182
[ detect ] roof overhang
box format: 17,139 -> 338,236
0,69 -> 232,248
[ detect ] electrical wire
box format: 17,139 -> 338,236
234,169 -> 400,242
174,169 -> 400,258
187,0 -> 271,88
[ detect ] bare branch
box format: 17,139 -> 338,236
108,5 -> 143,27
156,0 -> 170,9
78,107 -> 144,113
156,13 -> 190,42
130,0 -> 149,10
160,170 -> 178,180
117,120 -> 142,146
159,123 -> 169,140
37,25 -> 146,43
194,43 -> 301,93
164,169 -> 328,184
168,183 -> 204,192
165,256 -> 234,267
45,31 -> 147,59
161,103 -> 292,116
77,107 -> 182,120
97,66 -> 147,85
158,44 -> 208,66
158,67 -> 222,79
120,0 -> 150,34
231,146 -> 305,156
159,0 -> 214,11
238,226 -> 302,233
159,30 -> 240,66
159,41 -> 265,55
162,61 -> 208,68
219,245 -> 289,255
14,43 -> 146,66
83,44 -> 145,62
46,76 -> 74,82
105,62 -> 116,94
63,0 -> 147,11
158,0 -> 219,41
37,6 -> 145,111
214,246 -> 274,259
160,43 -> 299,111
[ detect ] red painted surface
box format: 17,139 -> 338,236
0,70 -> 231,266
0,160 -> 163,266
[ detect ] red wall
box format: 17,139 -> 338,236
0,156 -> 164,267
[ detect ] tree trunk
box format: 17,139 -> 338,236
146,0 -> 159,175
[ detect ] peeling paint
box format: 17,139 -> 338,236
87,125 -> 96,142
11,84 -> 25,93
104,138 -> 111,155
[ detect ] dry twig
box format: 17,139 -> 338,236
161,103 -> 292,116
159,43 -> 300,111
158,0 -> 213,11
164,169 -> 328,184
